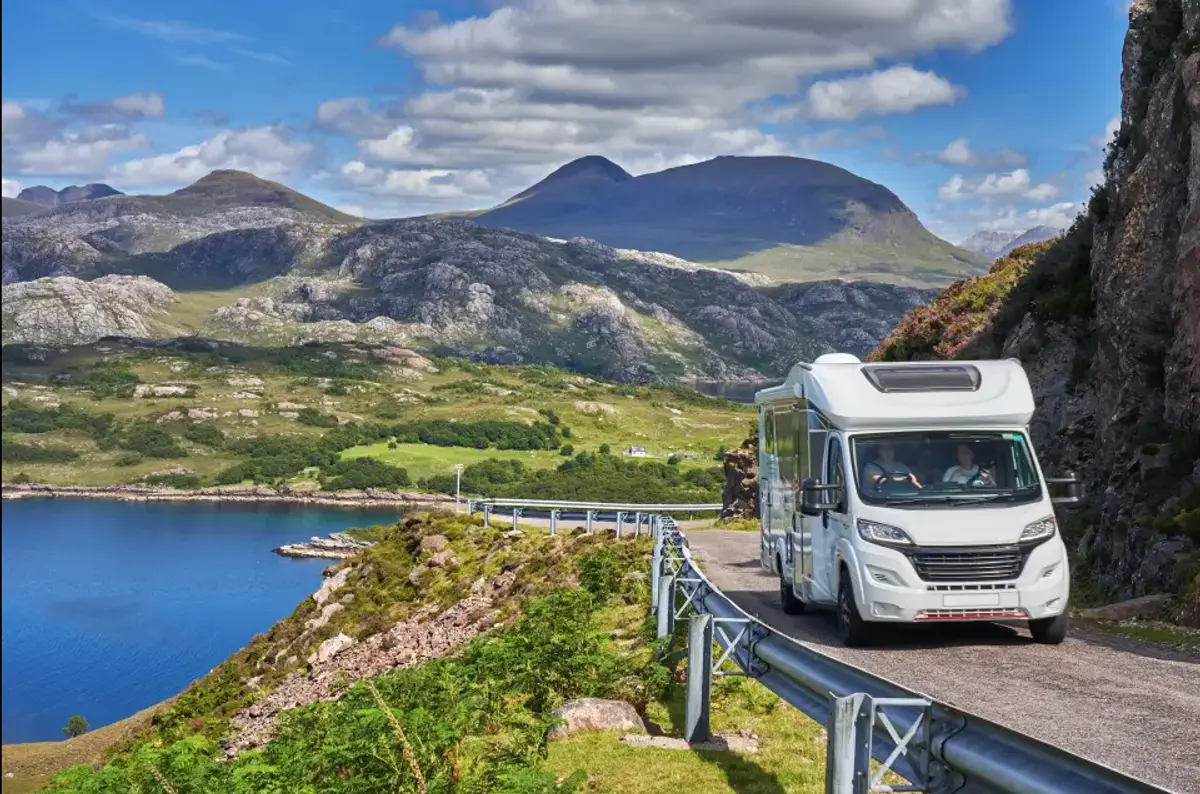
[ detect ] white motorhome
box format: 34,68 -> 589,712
756,353 -> 1082,647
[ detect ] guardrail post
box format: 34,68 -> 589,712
549,509 -> 558,536
685,613 -> 713,744
616,511 -> 626,538
586,510 -> 594,534
825,694 -> 868,794
466,499 -> 474,516
512,507 -> 522,532
482,504 -> 492,528
635,512 -> 643,537
656,574 -> 675,639
650,541 -> 662,614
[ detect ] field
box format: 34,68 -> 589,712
1,340 -> 753,491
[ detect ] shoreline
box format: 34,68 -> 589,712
0,483 -> 456,510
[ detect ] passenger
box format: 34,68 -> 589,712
862,441 -> 922,487
943,444 -> 994,486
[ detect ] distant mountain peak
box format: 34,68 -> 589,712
958,225 -> 1063,260
504,155 -> 632,204
16,183 -> 123,208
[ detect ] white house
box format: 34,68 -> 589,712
623,445 -> 648,457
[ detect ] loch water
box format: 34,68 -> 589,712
1,498 -> 398,744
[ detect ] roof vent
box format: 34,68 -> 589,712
814,353 -> 861,364
861,364 -> 981,393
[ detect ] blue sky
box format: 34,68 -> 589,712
2,0 -> 1131,242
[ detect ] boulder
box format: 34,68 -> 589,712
420,534 -> 449,552
307,632 -> 356,665
428,549 -> 457,569
547,698 -> 646,740
1079,594 -> 1173,621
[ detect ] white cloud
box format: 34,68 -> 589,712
806,65 -> 965,121
939,168 -> 1057,202
112,126 -> 314,188
977,201 -> 1084,232
1091,115 -> 1120,149
309,0 -> 1014,203
795,125 -> 888,154
338,160 -> 493,200
7,125 -> 148,175
111,92 -> 166,119
923,136 -> 1027,168
2,177 -> 21,198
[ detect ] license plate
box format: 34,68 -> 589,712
942,593 -> 1001,607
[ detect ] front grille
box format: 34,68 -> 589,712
905,545 -> 1032,582
916,607 -> 1027,621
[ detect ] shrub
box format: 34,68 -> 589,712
144,473 -> 203,489
114,452 -> 144,467
321,458 -> 411,491
667,454 -> 680,466
296,408 -> 339,428
182,422 -> 225,448
560,444 -> 575,456
118,423 -> 187,458
62,715 -> 89,738
1,442 -> 80,463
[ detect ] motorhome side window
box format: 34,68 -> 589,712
774,408 -> 797,486
827,438 -> 845,510
762,407 -> 776,455
850,430 -> 1042,507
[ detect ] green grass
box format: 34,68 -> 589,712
2,340 -> 751,488
341,441 -> 566,480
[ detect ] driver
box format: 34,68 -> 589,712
943,444 -> 994,486
862,440 -> 922,487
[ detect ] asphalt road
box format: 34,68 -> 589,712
686,530 -> 1200,794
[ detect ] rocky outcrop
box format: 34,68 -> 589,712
720,431 -> 760,520
275,532 -> 374,560
1,275 -> 176,345
224,569 -> 516,757
872,0 -> 1200,615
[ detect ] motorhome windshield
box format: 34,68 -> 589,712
851,431 -> 1041,507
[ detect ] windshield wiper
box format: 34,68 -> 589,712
883,492 -> 1020,506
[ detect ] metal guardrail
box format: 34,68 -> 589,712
646,514 -> 1171,794
466,498 -> 720,534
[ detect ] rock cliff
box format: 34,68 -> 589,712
1,275 -> 177,345
874,0 -> 1199,616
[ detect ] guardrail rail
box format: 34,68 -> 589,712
646,514 -> 1170,794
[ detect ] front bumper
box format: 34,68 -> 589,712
851,538 -> 1069,623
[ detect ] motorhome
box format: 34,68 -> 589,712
756,353 -> 1082,647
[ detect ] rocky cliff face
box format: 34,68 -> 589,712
874,0 -> 1199,616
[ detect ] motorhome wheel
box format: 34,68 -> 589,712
1029,610 -> 1069,645
837,574 -> 870,647
778,559 -> 805,615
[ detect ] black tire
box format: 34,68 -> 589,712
837,572 -> 871,647
779,557 -> 806,615
1029,610 -> 1069,644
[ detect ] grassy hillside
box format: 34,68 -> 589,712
1,198 -> 48,218
1,340 -> 750,497
4,512 -> 832,794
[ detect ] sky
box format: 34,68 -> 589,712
1,0 -> 1132,243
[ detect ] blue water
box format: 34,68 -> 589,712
1,499 -> 399,744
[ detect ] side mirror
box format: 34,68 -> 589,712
799,481 -> 841,515
1046,471 -> 1084,506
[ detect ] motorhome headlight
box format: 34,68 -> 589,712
856,519 -> 914,547
1019,516 -> 1057,543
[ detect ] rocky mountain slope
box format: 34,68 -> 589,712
475,155 -> 991,286
2,171 -> 933,381
959,225 -> 1063,259
873,0 -> 1198,621
16,182 -> 124,207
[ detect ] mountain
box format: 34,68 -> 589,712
475,155 -> 991,287
872,0 -> 1199,623
959,226 -> 1063,259
16,183 -> 124,207
958,229 -> 1022,259
1,170 -> 931,379
1,197 -> 48,218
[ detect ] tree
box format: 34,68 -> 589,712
560,444 -> 575,456
63,715 -> 89,738
714,446 -> 726,461
560,426 -> 572,438
598,443 -> 611,455
667,454 -> 680,466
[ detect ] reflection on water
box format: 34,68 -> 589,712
682,379 -> 778,405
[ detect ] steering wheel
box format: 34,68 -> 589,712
965,469 -> 991,487
873,472 -> 913,491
